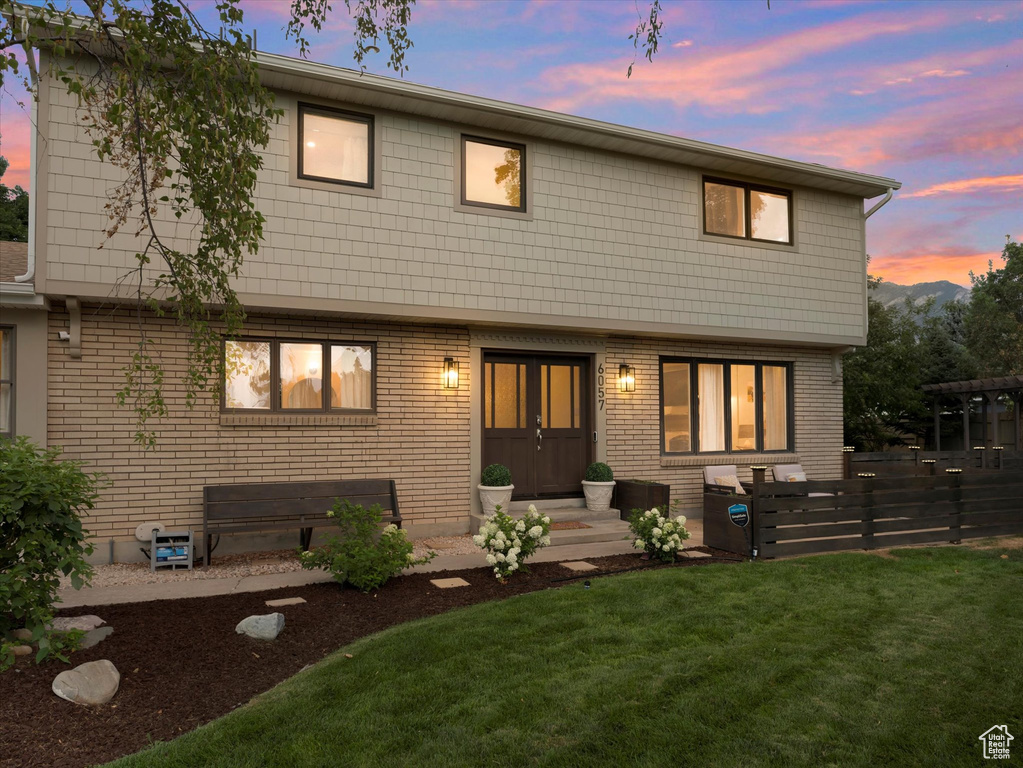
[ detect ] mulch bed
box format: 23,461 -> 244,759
0,549 -> 737,768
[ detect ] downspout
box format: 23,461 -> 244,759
864,187 -> 893,219
15,16 -> 39,284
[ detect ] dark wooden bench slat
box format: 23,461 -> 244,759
205,479 -> 396,504
206,494 -> 397,521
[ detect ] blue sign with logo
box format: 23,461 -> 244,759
728,503 -> 750,528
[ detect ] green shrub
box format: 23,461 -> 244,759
585,462 -> 614,482
299,499 -> 435,592
472,504 -> 551,580
0,438 -> 100,668
480,463 -> 512,487
628,501 -> 690,562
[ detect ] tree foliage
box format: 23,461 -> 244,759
963,238 -> 1023,377
0,155 -> 29,242
844,239 -> 1021,450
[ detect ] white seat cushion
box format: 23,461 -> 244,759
704,465 -> 739,486
772,463 -> 804,482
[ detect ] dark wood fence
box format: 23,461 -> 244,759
844,448 -> 1023,478
748,468 -> 1023,559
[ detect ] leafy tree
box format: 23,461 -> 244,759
0,155 -> 29,242
844,274 -> 929,450
962,238 -> 1023,377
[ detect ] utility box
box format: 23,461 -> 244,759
151,530 -> 194,572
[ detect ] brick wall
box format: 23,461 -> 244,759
605,337 -> 843,514
48,305 -> 471,553
50,305 -> 844,556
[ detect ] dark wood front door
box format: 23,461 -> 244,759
482,353 -> 593,499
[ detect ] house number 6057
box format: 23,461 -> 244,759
597,364 -> 605,411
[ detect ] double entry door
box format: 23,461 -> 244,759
482,352 -> 593,499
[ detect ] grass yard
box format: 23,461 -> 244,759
111,544 -> 1022,767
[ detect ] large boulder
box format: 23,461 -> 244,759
235,613 -> 285,641
52,660 -> 120,706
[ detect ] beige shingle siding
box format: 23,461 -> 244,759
51,306 -> 844,543
42,80 -> 867,343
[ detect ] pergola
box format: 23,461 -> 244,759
922,375 -> 1023,450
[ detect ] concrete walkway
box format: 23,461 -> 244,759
57,521 -> 704,608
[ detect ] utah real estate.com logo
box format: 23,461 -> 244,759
979,725 -> 1013,760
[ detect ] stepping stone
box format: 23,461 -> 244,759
265,597 -> 307,608
685,550 -> 713,559
51,615 -> 105,632
52,660 -> 120,706
80,626 -> 114,649
560,561 -> 597,572
430,578 -> 470,589
236,613 -> 285,641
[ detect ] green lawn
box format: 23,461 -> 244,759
111,544 -> 1023,767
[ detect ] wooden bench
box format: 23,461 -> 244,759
202,479 -> 401,565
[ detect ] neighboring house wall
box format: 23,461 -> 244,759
3,309 -> 48,447
39,76 -> 868,346
51,303 -> 843,561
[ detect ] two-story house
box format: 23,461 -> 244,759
0,47 -> 900,562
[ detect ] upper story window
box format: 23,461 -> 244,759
0,327 -> 13,438
703,177 -> 792,245
298,104 -> 373,188
660,358 -> 792,455
461,136 -> 526,212
224,339 -> 375,413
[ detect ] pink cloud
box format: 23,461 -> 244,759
871,247 -> 999,287
904,174 -> 1023,199
535,8 -> 952,114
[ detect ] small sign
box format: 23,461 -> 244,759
728,503 -> 750,528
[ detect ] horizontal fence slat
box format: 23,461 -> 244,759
763,521 -> 865,542
960,522 -> 1023,539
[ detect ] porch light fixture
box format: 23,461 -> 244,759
618,363 -> 635,393
443,357 -> 460,389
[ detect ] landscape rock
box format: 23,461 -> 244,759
80,626 -> 114,649
51,615 -> 105,632
52,660 -> 120,705
11,628 -> 33,642
235,613 -> 285,641
10,645 -> 32,657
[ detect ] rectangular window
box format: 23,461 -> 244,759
462,136 -> 525,212
660,358 -> 793,454
223,339 -> 375,413
298,104 -> 373,187
0,327 -> 13,438
703,177 -> 792,245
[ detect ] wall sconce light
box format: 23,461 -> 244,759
443,357 -> 460,389
618,363 -> 635,393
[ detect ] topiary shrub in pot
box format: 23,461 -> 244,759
582,461 -> 615,512
478,463 -> 513,515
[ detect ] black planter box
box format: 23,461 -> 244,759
614,479 -> 671,521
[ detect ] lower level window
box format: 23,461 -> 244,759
0,327 -> 12,437
224,339 -> 375,413
661,358 -> 791,454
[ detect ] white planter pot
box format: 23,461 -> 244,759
582,480 -> 616,512
478,484 -> 514,516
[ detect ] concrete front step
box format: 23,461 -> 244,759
470,506 -> 623,534
550,519 -> 631,547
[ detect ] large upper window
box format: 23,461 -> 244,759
224,339 -> 375,413
298,104 -> 373,187
703,177 -> 792,244
461,136 -> 525,212
0,327 -> 12,438
661,358 -> 792,454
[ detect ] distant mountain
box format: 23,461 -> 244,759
871,280 -> 970,318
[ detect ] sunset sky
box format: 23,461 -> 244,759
1,0 -> 1019,287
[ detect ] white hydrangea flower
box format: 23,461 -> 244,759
663,544 -> 671,551
485,554 -> 497,565
529,525 -> 543,539
634,538 -> 644,549
541,535 -> 550,546
528,504 -> 538,514
652,527 -> 662,536
515,520 -> 526,532
495,552 -> 505,562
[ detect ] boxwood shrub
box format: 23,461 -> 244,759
480,463 -> 512,487
585,462 -> 614,482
